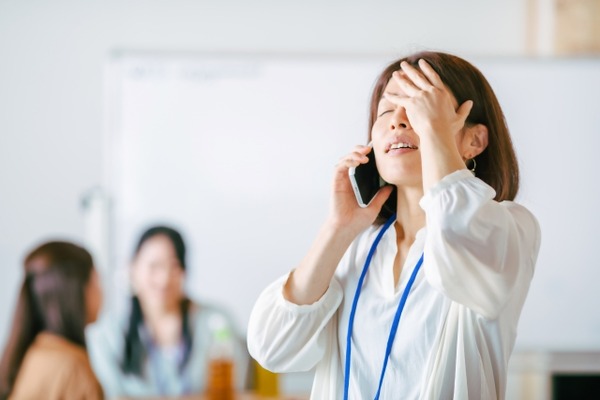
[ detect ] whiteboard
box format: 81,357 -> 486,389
104,52 -> 600,350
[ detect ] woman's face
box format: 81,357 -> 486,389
85,269 -> 103,325
371,76 -> 424,187
130,234 -> 184,311
370,74 -> 466,187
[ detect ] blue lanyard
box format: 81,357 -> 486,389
343,214 -> 424,400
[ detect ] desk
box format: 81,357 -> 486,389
117,393 -> 308,400
193,395 -> 307,400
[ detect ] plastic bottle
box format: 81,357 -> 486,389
254,359 -> 280,397
206,314 -> 235,400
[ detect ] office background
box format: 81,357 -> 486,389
1,0 -> 599,397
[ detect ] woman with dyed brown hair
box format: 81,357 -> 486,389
248,51 -> 541,399
0,241 -> 103,400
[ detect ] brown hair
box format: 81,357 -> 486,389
0,241 -> 95,399
368,51 -> 520,221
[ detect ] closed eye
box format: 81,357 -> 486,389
378,109 -> 393,117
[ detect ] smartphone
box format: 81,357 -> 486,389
348,146 -> 386,208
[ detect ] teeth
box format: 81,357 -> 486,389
390,142 -> 415,150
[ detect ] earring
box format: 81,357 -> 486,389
466,158 -> 477,175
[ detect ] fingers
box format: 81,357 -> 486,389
417,59 -> 445,90
456,100 -> 474,123
395,59 -> 445,94
400,61 -> 434,91
391,71 -> 420,97
369,185 -> 394,210
389,60 -> 443,104
336,145 -> 371,169
382,91 -> 410,107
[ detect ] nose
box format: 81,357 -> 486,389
152,264 -> 173,288
389,107 -> 411,131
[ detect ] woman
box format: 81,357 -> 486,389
88,225 -> 247,398
0,241 -> 104,400
247,51 -> 541,399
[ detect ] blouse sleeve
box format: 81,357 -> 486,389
86,316 -> 126,397
419,169 -> 541,320
247,273 -> 343,373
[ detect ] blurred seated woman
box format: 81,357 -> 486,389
0,241 -> 104,400
88,225 -> 247,398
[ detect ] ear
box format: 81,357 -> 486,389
461,123 -> 488,159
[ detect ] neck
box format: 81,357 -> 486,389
139,299 -> 183,347
394,186 -> 426,239
391,186 -> 425,287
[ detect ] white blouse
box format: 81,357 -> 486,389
247,170 -> 541,400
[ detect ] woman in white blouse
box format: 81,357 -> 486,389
247,51 -> 541,399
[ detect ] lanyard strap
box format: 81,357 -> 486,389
373,252 -> 423,399
343,214 -> 424,400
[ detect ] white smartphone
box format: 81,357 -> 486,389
348,146 -> 387,208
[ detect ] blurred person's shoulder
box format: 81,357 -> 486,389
25,332 -> 89,365
188,298 -> 240,334
86,301 -> 130,354
11,333 -> 102,400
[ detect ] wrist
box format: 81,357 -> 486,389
323,216 -> 363,243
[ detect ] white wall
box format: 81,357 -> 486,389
0,0 -> 530,350
105,53 -> 600,353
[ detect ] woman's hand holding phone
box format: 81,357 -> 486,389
328,145 -> 393,237
283,145 -> 392,306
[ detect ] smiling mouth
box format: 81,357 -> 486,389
387,142 -> 418,152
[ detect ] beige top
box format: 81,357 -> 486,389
10,332 -> 103,400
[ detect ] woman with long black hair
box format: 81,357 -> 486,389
88,225 -> 247,398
